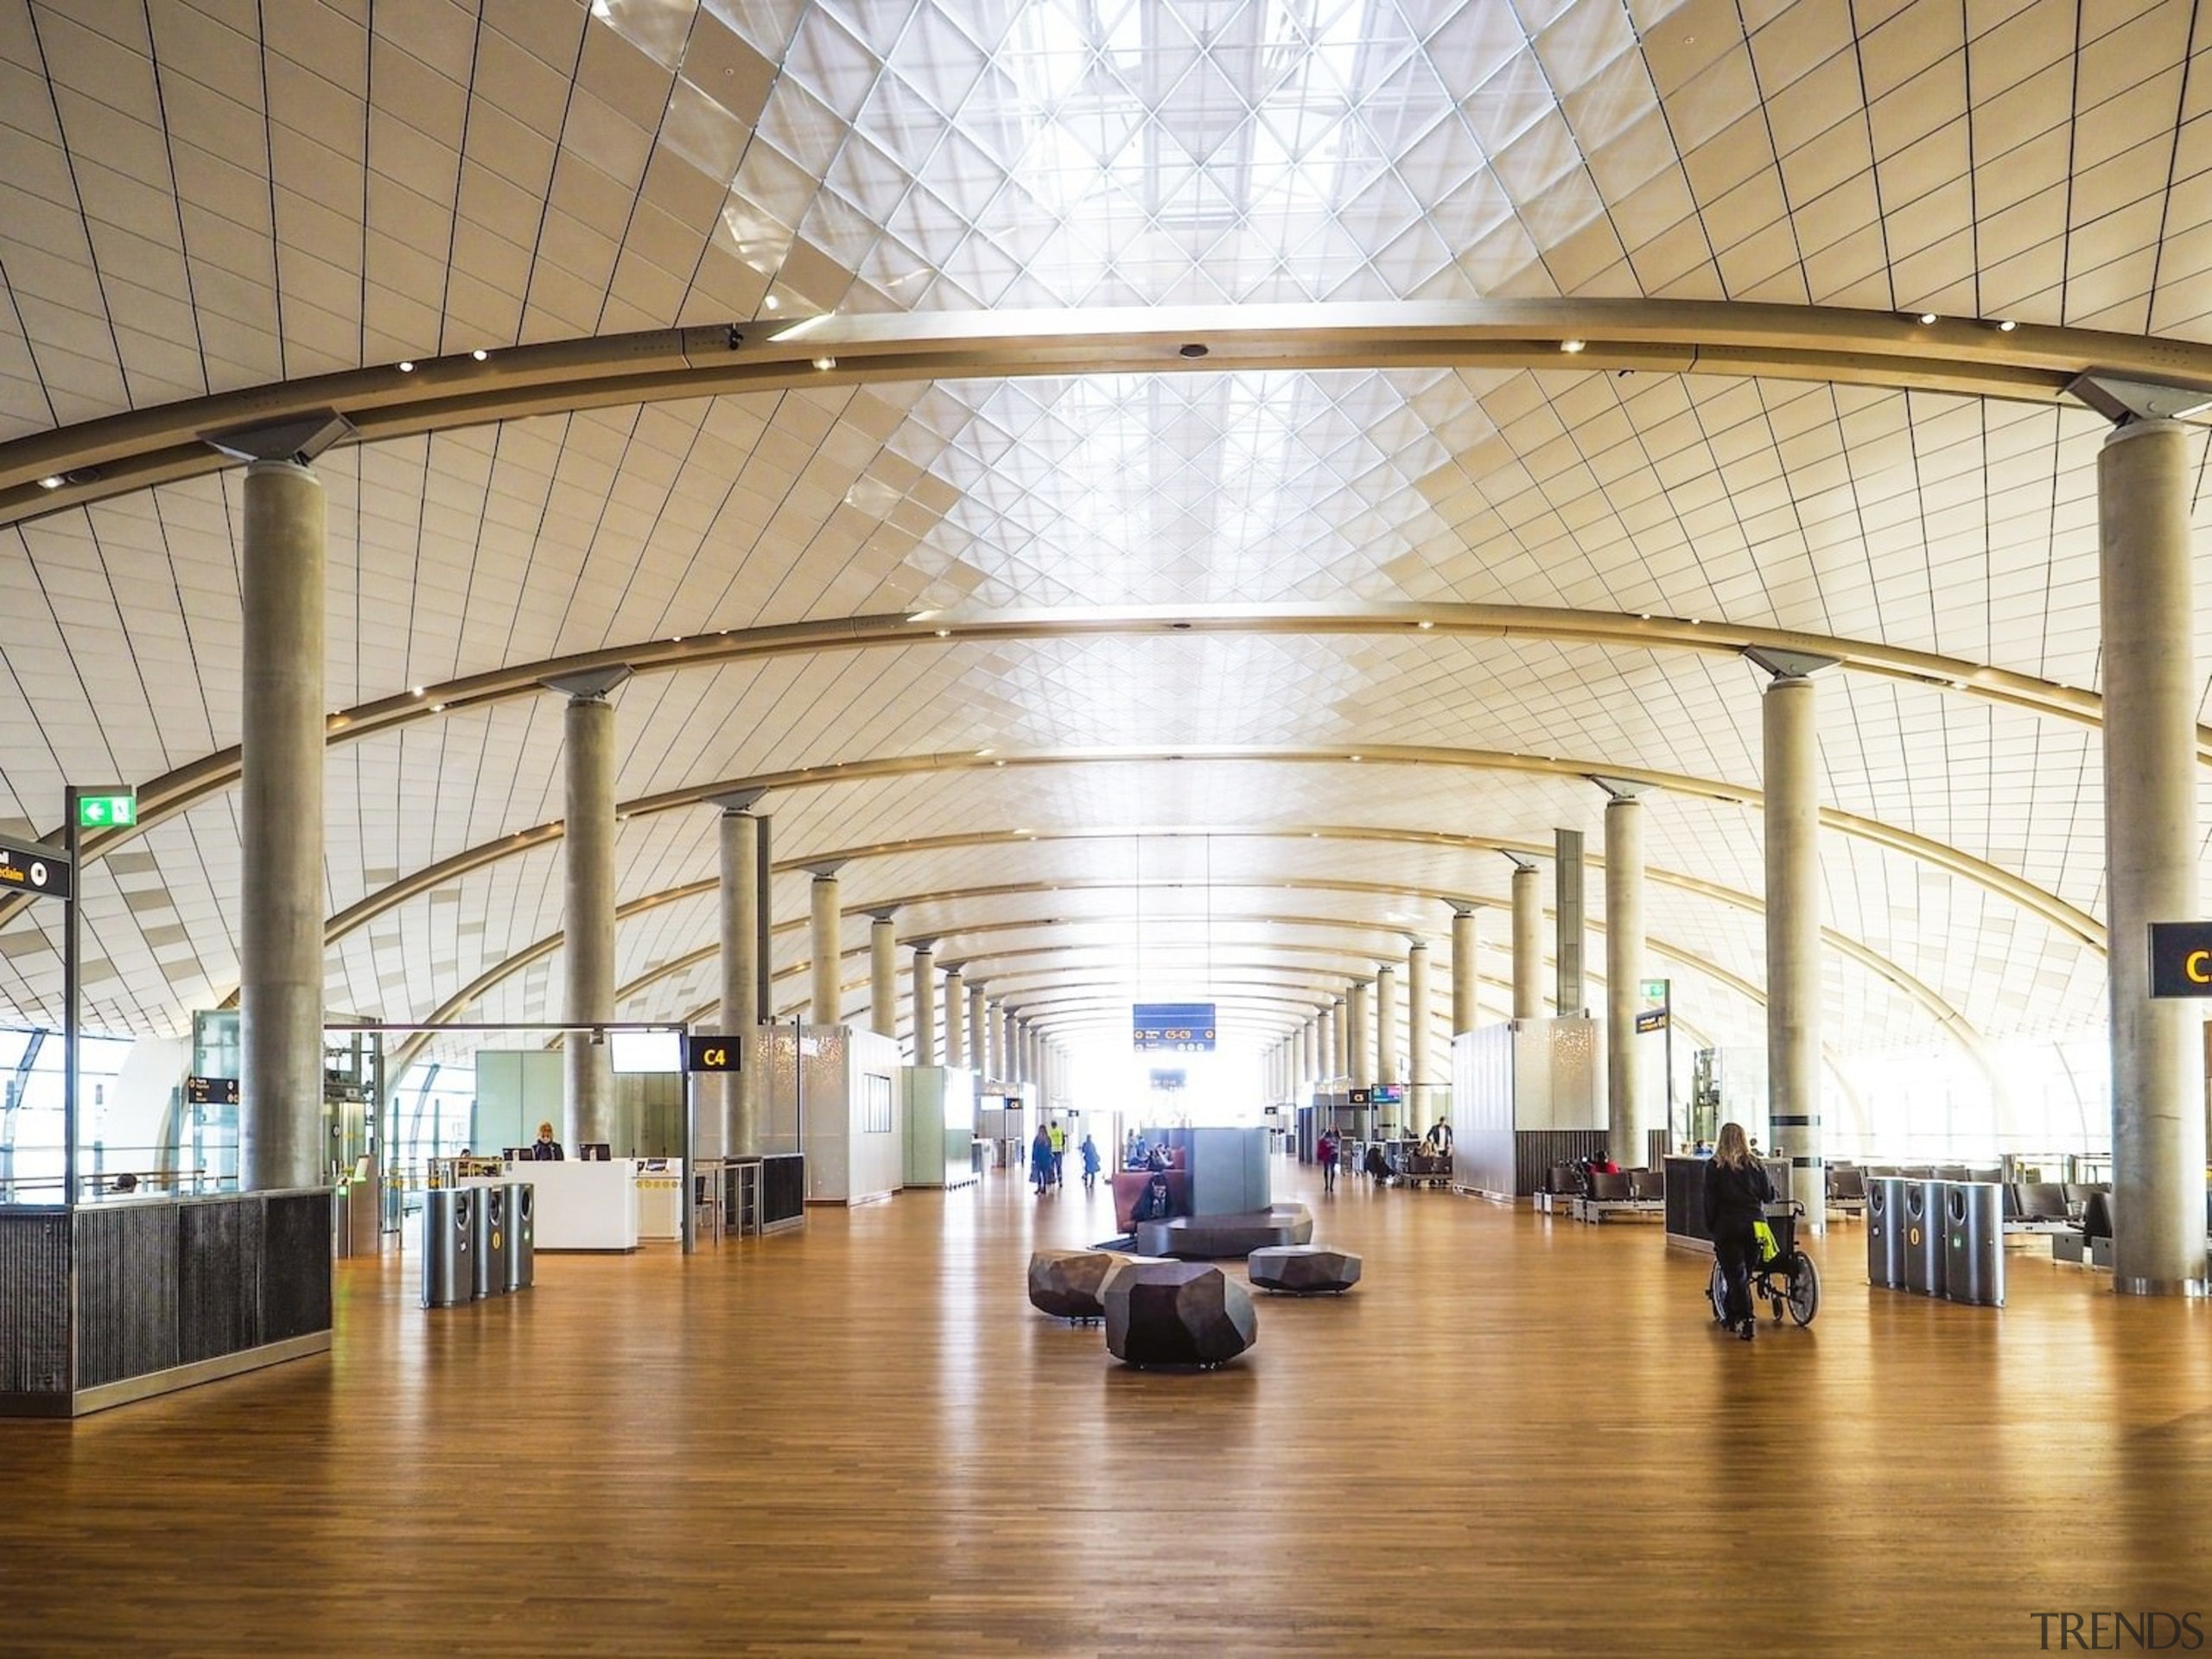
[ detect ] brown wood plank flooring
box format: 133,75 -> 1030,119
4,1163 -> 2211,1656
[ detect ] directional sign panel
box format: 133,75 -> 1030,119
2148,923 -> 2212,998
186,1075 -> 239,1106
1133,1001 -> 1217,1052
684,1034 -> 741,1073
1635,1008 -> 1669,1033
75,792 -> 137,830
0,835 -> 71,901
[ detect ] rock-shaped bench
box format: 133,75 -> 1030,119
1248,1243 -> 1362,1294
1103,1261 -> 1257,1368
1027,1248 -> 1128,1321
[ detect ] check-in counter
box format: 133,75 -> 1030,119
467,1160 -> 639,1251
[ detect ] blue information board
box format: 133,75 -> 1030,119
1133,1002 -> 1217,1052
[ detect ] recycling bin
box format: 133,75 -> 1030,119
1866,1177 -> 1909,1289
421,1188 -> 475,1308
502,1180 -> 534,1292
473,1185 -> 505,1300
1904,1179 -> 1948,1297
1944,1182 -> 2005,1306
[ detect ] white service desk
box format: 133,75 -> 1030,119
470,1160 -> 639,1251
632,1160 -> 683,1242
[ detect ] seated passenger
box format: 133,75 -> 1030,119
1129,1172 -> 1175,1224
524,1122 -> 565,1161
1145,1141 -> 1173,1172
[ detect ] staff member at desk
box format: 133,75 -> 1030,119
523,1122 -> 564,1161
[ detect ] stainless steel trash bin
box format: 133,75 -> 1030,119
503,1180 -> 534,1291
1866,1177 -> 1909,1289
1945,1182 -> 2005,1306
1904,1179 -> 1948,1296
422,1188 -> 474,1308
473,1185 -> 504,1299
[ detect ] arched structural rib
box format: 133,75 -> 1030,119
3,299 -> 2200,525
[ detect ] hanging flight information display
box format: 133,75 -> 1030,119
1132,1002 -> 1217,1052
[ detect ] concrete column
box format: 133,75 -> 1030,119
867,914 -> 896,1038
912,946 -> 938,1065
1605,792 -> 1648,1166
968,982 -> 987,1073
1375,963 -> 1399,1085
562,693 -> 618,1149
1348,981 -> 1373,1089
985,1001 -> 1002,1080
1764,674 -> 1824,1230
238,461 -> 326,1192
1324,999 -> 1342,1078
1302,1018 -> 1318,1092
1408,940 -> 1433,1089
809,874 -> 842,1025
1451,909 -> 1478,1035
944,968 -> 965,1068
1511,865 -> 1541,1020
717,806 -> 760,1158
1554,829 -> 1586,1015
2100,419 -> 2209,1294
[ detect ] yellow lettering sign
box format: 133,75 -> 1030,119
2189,950 -> 2211,985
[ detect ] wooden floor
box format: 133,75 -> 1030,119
5,1165 -> 2211,1656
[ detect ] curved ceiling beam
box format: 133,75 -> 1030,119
1,300 -> 2188,525
4,598 -> 2169,938
312,759 -> 2099,973
384,872 -> 1987,1091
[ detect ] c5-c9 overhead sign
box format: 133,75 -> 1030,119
1133,1002 -> 1216,1052
0,834 -> 70,901
2148,923 -> 2212,998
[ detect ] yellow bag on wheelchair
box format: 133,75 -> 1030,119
1751,1219 -> 1780,1265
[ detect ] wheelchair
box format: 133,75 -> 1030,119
1707,1200 -> 1821,1329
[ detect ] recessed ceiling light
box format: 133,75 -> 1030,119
410,685 -> 425,696
429,702 -> 445,713
397,360 -> 415,372
1179,343 -> 1208,359
812,355 -> 836,371
38,475 -> 62,489
1560,339 -> 1586,353
935,627 -> 950,638
1916,312 -> 1938,326
1416,620 -> 1434,630
473,347 -> 490,360
1995,319 -> 2018,332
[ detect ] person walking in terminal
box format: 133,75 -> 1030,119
1123,1129 -> 1142,1169
1704,1121 -> 1775,1343
1078,1134 -> 1101,1193
1047,1119 -> 1066,1188
524,1122 -> 564,1161
1318,1128 -> 1339,1194
1030,1125 -> 1054,1197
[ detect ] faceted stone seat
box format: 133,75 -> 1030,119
1133,1203 -> 1314,1260
1247,1243 -> 1363,1295
1027,1248 -> 1128,1321
1103,1261 -> 1258,1369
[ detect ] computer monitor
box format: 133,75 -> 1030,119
581,1142 -> 612,1161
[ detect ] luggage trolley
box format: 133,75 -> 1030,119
1707,1199 -> 1821,1329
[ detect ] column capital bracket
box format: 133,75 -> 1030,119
868,909 -> 896,924
206,409 -> 354,463
912,939 -> 936,955
806,861 -> 847,880
1588,774 -> 1650,800
709,787 -> 767,814
1502,851 -> 1539,872
542,666 -> 633,700
1743,646 -> 1837,680
2065,372 -> 2212,425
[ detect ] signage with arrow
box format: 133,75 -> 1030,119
74,791 -> 137,830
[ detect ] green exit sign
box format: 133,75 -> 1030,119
77,792 -> 137,829
1640,978 -> 1669,1001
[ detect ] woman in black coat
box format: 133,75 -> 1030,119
1703,1121 -> 1773,1341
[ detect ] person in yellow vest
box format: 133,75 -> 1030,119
1046,1120 -> 1066,1189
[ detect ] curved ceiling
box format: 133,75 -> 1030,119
0,0 -> 2201,1096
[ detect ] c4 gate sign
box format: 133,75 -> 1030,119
683,1035 -> 741,1073
2149,923 -> 2212,998
0,834 -> 71,901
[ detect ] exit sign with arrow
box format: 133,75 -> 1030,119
75,791 -> 137,829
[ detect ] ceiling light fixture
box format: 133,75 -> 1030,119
38,475 -> 62,489
763,294 -> 780,311
934,627 -> 950,638
1916,312 -> 1938,326
812,355 -> 836,371
1417,620 -> 1434,630
411,686 -> 426,696
1560,339 -> 1586,353
1178,343 -> 1208,359
397,360 -> 416,372
472,348 -> 489,360
1995,319 -> 2018,332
